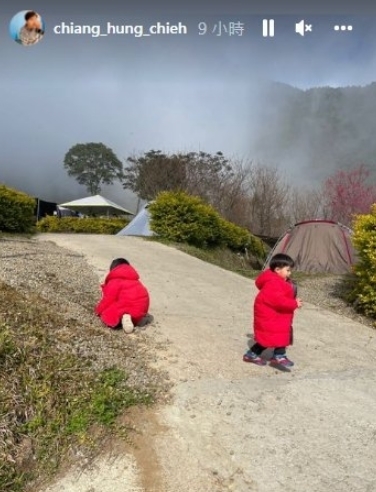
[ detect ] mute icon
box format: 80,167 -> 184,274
295,20 -> 312,36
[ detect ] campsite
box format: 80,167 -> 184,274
2,13 -> 376,489
1,231 -> 375,492
1,175 -> 376,492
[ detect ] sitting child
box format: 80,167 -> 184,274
95,258 -> 153,333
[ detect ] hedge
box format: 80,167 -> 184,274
348,204 -> 376,319
36,216 -> 129,234
0,184 -> 35,233
148,191 -> 266,259
149,192 -> 222,248
218,218 -> 266,258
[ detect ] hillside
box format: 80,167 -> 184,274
251,81 -> 376,182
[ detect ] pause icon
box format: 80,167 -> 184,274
263,19 -> 274,37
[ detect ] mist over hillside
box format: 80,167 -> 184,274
1,80 -> 376,205
250,81 -> 376,183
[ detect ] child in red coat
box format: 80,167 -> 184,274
243,253 -> 302,368
95,258 -> 153,333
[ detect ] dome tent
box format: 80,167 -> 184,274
263,220 -> 357,274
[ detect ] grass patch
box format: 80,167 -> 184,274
0,231 -> 36,240
0,282 -> 152,492
147,237 -> 261,278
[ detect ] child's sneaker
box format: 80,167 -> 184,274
243,351 -> 266,366
136,314 -> 154,330
270,356 -> 294,367
121,314 -> 134,334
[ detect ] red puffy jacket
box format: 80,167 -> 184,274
253,269 -> 298,348
95,264 -> 149,328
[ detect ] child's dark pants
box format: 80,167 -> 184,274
251,343 -> 286,356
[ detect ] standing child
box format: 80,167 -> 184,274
243,253 -> 302,367
95,258 -> 153,333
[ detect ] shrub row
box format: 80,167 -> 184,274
349,204 -> 376,319
36,216 -> 129,234
0,184 -> 35,233
148,191 -> 266,259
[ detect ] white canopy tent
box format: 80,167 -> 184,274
59,195 -> 134,216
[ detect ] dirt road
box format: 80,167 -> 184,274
38,234 -> 376,492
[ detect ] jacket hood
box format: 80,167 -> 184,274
104,264 -> 140,283
255,269 -> 281,290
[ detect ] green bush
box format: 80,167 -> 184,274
0,184 -> 35,233
149,192 -> 222,248
36,216 -> 128,234
149,191 -> 266,259
218,218 -> 266,257
348,204 -> 376,319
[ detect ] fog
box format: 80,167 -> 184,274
1,11 -> 375,210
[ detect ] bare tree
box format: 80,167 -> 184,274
288,187 -> 325,224
210,159 -> 252,226
183,151 -> 233,200
246,163 -> 291,236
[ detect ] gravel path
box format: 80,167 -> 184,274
296,275 -> 373,328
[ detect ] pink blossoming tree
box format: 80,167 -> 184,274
323,164 -> 376,226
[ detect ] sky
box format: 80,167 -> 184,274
1,2 -> 376,210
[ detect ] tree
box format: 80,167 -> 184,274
322,164 -> 376,226
182,151 -> 233,203
122,150 -> 233,203
288,187 -> 325,224
64,143 -> 124,195
209,160 -> 251,226
246,163 -> 291,236
122,150 -> 187,200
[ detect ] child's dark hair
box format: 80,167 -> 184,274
110,258 -> 129,270
269,253 -> 295,271
25,11 -> 37,21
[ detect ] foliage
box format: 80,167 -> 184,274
0,184 -> 35,233
63,143 -> 124,195
149,191 -> 266,259
123,150 -> 233,202
218,218 -> 266,258
36,216 -> 128,234
123,147 -> 345,238
0,283 -> 151,492
323,164 -> 376,226
348,204 -> 376,320
149,191 -> 222,248
123,150 -> 187,200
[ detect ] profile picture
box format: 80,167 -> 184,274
9,10 -> 45,46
